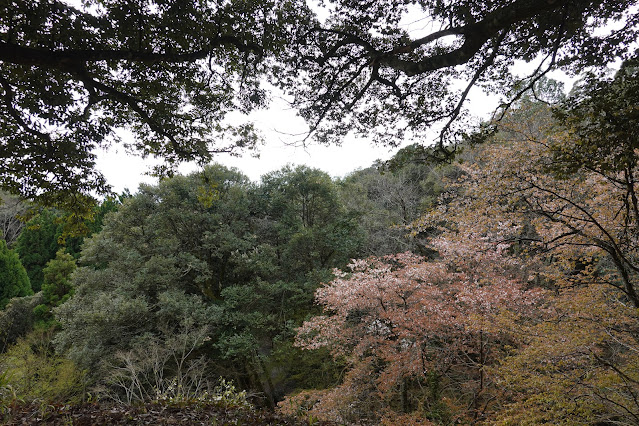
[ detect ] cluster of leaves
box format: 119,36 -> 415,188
31,250 -> 77,324
50,164 -> 369,405
0,200 -> 120,354
0,294 -> 42,355
12,197 -> 119,292
290,244 -> 543,423
0,197 -> 122,408
430,65 -> 639,422
12,210 -> 62,293
285,59 -> 639,423
0,239 -> 31,310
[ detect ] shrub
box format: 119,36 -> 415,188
0,329 -> 86,405
0,294 -> 42,353
0,240 -> 32,310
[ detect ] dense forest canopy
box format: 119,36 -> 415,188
3,1 -> 639,424
1,162 -> 438,409
2,64 -> 639,422
1,0 -> 638,213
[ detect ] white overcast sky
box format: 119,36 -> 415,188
94,5 -> 579,194
94,93 -> 414,192
95,69 -> 576,194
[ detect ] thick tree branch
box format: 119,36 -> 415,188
311,27 -> 377,59
0,36 -> 262,69
378,0 -> 572,76
79,73 -> 194,158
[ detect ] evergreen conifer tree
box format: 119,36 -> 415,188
0,239 -> 32,310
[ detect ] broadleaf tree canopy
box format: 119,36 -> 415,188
1,0 -> 637,209
0,0 -> 309,210
282,0 -> 639,148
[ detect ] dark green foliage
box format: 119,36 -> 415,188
14,199 -> 120,292
256,165 -> 364,278
32,250 -> 77,324
53,164 -> 362,403
0,293 -> 42,353
271,339 -> 345,393
0,0 -> 307,211
41,250 -> 76,307
552,54 -> 639,177
14,210 -> 61,292
0,239 -> 31,310
64,196 -> 122,259
54,166 -> 260,387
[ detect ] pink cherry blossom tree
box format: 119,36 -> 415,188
290,241 -> 544,423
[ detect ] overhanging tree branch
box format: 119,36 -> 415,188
438,29 -> 509,147
378,0 -> 573,76
0,74 -> 52,143
0,37 -> 262,69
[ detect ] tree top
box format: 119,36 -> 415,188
1,0 -> 637,212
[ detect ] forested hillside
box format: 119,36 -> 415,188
2,0 -> 639,424
0,159 -> 448,422
3,58 -> 639,424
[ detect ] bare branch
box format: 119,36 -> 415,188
493,14 -> 566,121
439,29 -> 508,147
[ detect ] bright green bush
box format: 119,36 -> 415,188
0,330 -> 86,405
0,239 -> 32,310
33,250 -> 77,323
